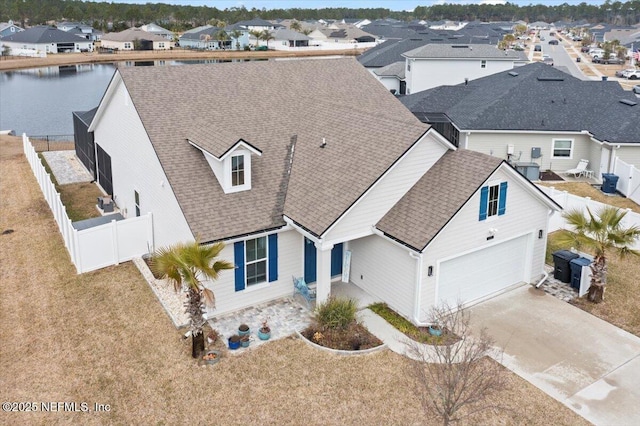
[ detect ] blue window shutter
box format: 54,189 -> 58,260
234,241 -> 245,292
268,234 -> 278,282
479,186 -> 489,221
498,182 -> 508,216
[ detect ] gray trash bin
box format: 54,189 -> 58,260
601,173 -> 619,194
569,257 -> 591,290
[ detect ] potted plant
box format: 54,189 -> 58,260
202,350 -> 221,365
428,322 -> 443,337
258,318 -> 271,341
238,323 -> 250,337
228,334 -> 241,350
240,334 -> 250,348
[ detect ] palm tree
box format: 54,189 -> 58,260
558,206 -> 640,303
260,29 -> 274,49
151,241 -> 234,358
249,30 -> 262,48
215,29 -> 229,49
229,29 -> 243,50
290,20 -> 302,32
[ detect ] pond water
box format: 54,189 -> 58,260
0,59 -> 250,136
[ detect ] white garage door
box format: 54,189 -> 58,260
437,235 -> 529,307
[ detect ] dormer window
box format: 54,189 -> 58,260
187,138 -> 262,194
231,155 -> 245,186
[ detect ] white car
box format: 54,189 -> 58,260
633,85 -> 640,94
622,69 -> 640,80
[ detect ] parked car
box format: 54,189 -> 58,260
616,68 -> 635,78
633,85 -> 640,94
624,70 -> 640,80
600,57 -> 624,65
580,46 -> 591,53
548,39 -> 559,45
572,36 -> 583,41
534,44 -> 542,52
542,55 -> 554,66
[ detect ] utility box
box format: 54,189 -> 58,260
570,257 -> 592,290
601,174 -> 619,194
552,250 -> 579,283
531,147 -> 542,159
515,162 -> 540,181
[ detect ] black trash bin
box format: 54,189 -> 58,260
601,173 -> 619,194
552,250 -> 579,283
569,257 -> 591,290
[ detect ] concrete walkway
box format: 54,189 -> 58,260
468,285 -> 640,426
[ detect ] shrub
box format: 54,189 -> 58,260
315,297 -> 357,329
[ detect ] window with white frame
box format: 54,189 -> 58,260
552,139 -> 573,158
134,190 -> 140,217
231,155 -> 245,186
159,42 -> 165,48
481,60 -> 486,68
124,42 -> 131,49
479,181 -> 507,221
487,184 -> 500,217
246,237 -> 267,286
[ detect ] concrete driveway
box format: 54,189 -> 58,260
469,285 -> 640,426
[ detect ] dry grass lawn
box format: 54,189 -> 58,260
0,135 -> 587,425
58,182 -> 104,222
547,231 -> 640,337
538,181 -> 640,214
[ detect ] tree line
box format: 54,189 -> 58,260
1,0 -> 638,33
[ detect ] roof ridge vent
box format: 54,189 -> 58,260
537,76 -> 565,81
451,45 -> 469,48
619,99 -> 637,106
508,71 -> 519,77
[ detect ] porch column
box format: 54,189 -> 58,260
315,242 -> 333,304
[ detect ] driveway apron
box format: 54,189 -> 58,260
468,285 -> 640,426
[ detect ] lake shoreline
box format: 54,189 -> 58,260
0,48 -> 364,72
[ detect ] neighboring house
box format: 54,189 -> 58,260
235,18 -> 283,33
0,26 -> 93,53
400,62 -> 640,180
85,58 -> 560,324
140,23 -> 175,41
101,28 -> 172,50
272,28 -> 311,48
56,21 -> 101,41
314,25 -> 378,43
371,61 -> 406,94
0,20 -> 23,38
178,25 -> 232,50
402,44 -> 528,95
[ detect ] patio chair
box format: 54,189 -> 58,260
292,276 -> 316,307
563,159 -> 589,178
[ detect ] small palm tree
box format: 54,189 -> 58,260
249,30 -> 262,48
229,29 -> 243,50
216,29 -> 229,49
260,29 -> 274,49
290,20 -> 302,32
558,206 -> 640,303
151,241 -> 234,358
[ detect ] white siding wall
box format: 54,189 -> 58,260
588,141 -> 604,178
466,132 -> 595,173
615,146 -> 640,170
92,79 -> 193,249
407,59 -> 516,94
418,167 -> 551,322
203,229 -> 303,317
376,76 -> 400,93
349,235 -> 416,320
324,133 -> 448,243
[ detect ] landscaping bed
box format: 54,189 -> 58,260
300,321 -> 382,351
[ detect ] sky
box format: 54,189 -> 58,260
110,1 -> 608,13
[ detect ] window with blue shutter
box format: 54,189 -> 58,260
234,241 -> 245,292
479,182 -> 507,220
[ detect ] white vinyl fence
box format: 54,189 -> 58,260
613,157 -> 640,206
537,185 -> 640,251
22,134 -> 153,273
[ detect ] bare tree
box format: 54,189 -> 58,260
406,303 -> 508,425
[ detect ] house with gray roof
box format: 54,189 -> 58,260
178,25 -> 237,50
0,26 -> 93,53
271,28 -> 311,48
85,58 -> 559,323
401,62 -> 640,182
140,23 -> 175,41
101,28 -> 171,50
0,20 -> 23,39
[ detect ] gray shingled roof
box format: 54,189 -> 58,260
272,28 -> 311,41
377,150 -> 502,252
400,62 -> 639,144
102,27 -> 167,42
117,58 -> 428,242
403,43 -> 527,60
1,26 -> 88,43
372,61 -> 405,79
73,107 -> 98,126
